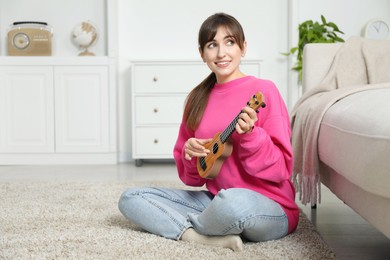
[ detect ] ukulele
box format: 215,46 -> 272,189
197,92 -> 266,179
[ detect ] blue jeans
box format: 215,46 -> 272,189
118,187 -> 288,241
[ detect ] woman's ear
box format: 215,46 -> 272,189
241,41 -> 247,57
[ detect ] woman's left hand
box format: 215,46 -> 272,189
236,106 -> 258,134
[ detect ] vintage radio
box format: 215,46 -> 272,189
8,21 -> 52,56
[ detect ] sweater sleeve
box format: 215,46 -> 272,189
173,122 -> 207,187
234,86 -> 293,183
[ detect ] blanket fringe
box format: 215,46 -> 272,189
293,171 -> 321,207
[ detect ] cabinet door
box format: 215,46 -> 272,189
0,66 -> 54,153
54,66 -> 109,153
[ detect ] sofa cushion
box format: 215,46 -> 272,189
318,87 -> 390,199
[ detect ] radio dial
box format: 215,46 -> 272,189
13,33 -> 30,50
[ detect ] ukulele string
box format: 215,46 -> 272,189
203,96 -> 262,165
205,112 -> 241,160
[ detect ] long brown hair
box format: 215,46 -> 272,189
184,13 -> 246,130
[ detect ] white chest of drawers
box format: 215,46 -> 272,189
130,60 -> 261,166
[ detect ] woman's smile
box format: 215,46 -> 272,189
215,60 -> 231,68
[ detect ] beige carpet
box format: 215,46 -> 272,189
0,182 -> 337,259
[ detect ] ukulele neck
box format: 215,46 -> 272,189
220,112 -> 241,143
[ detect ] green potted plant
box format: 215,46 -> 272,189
286,15 -> 345,82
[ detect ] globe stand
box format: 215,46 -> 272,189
79,48 -> 95,56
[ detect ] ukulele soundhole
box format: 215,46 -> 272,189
199,157 -> 207,171
212,143 -> 219,154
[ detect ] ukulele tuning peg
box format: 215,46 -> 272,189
255,101 -> 259,105
246,101 -> 250,105
261,102 -> 266,108
255,109 -> 259,113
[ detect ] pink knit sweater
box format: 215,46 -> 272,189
173,76 -> 299,234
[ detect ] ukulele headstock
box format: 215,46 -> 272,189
246,92 -> 266,113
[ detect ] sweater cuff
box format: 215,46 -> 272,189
239,127 -> 265,145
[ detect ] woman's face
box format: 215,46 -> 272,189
200,26 -> 247,84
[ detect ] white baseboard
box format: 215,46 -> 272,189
118,152 -> 133,163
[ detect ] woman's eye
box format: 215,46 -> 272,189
207,43 -> 216,48
226,40 -> 235,46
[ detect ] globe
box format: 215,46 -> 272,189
71,21 -> 98,56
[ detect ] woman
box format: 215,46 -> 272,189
119,13 -> 299,251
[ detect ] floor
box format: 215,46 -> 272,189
1,162 -> 390,260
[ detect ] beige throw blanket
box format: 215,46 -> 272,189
290,37 -> 390,206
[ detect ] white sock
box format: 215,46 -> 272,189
180,228 -> 243,251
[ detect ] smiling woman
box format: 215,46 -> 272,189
119,12 -> 299,252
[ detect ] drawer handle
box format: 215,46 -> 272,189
154,139 -> 159,144
153,77 -> 158,82
153,108 -> 159,113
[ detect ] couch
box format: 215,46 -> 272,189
290,37 -> 390,238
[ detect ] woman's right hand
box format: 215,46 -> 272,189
184,138 -> 212,160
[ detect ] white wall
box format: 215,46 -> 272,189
297,0 -> 390,38
0,0 -> 107,56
